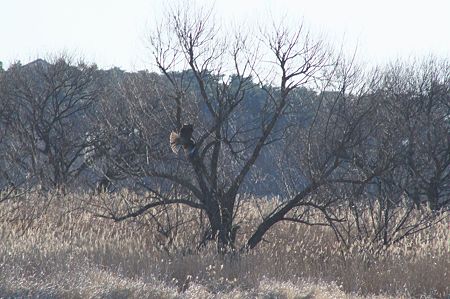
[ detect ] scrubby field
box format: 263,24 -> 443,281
0,192 -> 448,298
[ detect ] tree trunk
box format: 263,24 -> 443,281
246,182 -> 318,250
202,195 -> 237,254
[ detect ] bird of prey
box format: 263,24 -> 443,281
170,124 -> 196,157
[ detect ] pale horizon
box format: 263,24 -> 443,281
2,0 -> 450,71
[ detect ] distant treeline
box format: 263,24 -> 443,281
0,56 -> 449,212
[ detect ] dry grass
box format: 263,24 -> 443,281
0,192 -> 448,298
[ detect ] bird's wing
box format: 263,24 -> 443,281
169,131 -> 180,153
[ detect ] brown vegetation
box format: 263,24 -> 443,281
0,191 -> 448,298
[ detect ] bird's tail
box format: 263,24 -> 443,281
169,131 -> 180,153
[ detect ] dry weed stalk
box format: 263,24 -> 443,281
0,191 -> 448,298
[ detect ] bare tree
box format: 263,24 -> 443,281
93,5 -> 334,252
0,57 -> 99,190
89,6 -> 449,253
0,67 -> 17,192
245,59 -> 383,249
381,58 -> 450,210
342,59 -> 448,251
263,58 -> 449,252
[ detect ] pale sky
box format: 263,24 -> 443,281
1,0 -> 449,71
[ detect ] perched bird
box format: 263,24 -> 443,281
170,124 -> 196,157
